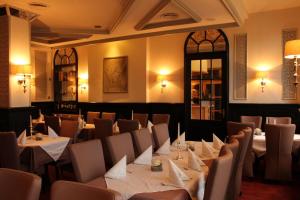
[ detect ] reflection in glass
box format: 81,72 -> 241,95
199,41 -> 213,52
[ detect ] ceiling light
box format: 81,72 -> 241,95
28,2 -> 48,8
160,12 -> 179,20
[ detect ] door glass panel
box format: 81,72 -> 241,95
191,80 -> 200,119
212,59 -> 222,79
191,60 -> 200,79
201,101 -> 210,120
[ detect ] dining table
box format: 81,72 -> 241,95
19,134 -> 71,174
253,132 -> 300,157
105,141 -> 218,200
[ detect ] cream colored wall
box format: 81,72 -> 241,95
225,7 -> 300,104
147,33 -> 186,103
9,16 -> 31,107
77,46 -> 89,102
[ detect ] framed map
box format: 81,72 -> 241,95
103,56 -> 128,93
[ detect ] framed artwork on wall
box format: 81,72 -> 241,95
103,56 -> 128,93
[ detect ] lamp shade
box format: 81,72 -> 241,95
11,64 -> 32,75
285,39 -> 300,59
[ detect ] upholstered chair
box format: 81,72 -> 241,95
0,168 -> 41,200
101,112 -> 116,122
152,114 -> 170,125
106,133 -> 135,164
265,124 -> 295,181
0,132 -> 19,169
266,117 -> 292,125
225,138 -> 240,200
227,121 -> 255,137
133,113 -> 149,128
240,115 -> 262,129
132,128 -> 153,156
86,112 -> 100,124
94,119 -> 114,140
51,180 -> 121,200
203,146 -> 233,200
60,120 -> 79,141
45,115 -> 60,135
117,119 -> 139,133
129,190 -> 191,200
69,140 -> 107,188
151,123 -> 170,149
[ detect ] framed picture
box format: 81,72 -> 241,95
103,56 -> 128,93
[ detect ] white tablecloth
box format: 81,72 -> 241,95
19,135 -> 70,161
106,141 -> 217,200
253,133 -> 300,157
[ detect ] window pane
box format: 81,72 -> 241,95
212,59 -> 222,79
206,29 -> 220,41
186,39 -> 198,54
191,60 -> 200,79
191,80 -> 200,120
201,59 -> 211,79
201,80 -> 211,100
201,101 -> 210,120
214,35 -> 226,51
211,100 -> 223,120
199,41 -> 213,52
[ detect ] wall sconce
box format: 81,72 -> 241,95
285,39 -> 300,86
79,73 -> 88,93
256,71 -> 267,92
12,64 -> 32,93
157,74 -> 168,93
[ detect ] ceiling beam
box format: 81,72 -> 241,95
109,0 -> 135,33
32,31 -> 92,39
171,0 -> 201,22
143,18 -> 195,30
135,0 -> 171,30
32,28 -> 109,35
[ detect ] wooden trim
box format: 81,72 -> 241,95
143,18 -> 195,30
171,0 -> 201,22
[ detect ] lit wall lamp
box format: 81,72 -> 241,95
256,71 -> 267,92
285,39 -> 300,86
79,73 -> 88,93
12,64 -> 32,93
157,74 -> 168,93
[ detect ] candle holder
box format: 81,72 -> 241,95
175,140 -> 184,160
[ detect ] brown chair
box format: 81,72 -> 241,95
152,114 -> 170,125
132,128 -> 153,156
60,120 -> 79,141
227,121 -> 255,137
0,168 -> 41,200
266,117 -> 292,125
151,123 -> 170,149
240,115 -> 262,129
51,180 -> 120,200
101,112 -> 116,122
230,129 -> 251,198
58,114 -> 80,121
69,140 -> 107,188
225,138 -> 240,200
106,133 -> 135,164
129,190 -> 191,200
45,115 -> 60,135
86,112 -> 100,124
133,113 -> 148,128
0,132 -> 19,169
94,119 -> 114,140
265,124 -> 295,181
203,146 -> 233,200
117,119 -> 139,133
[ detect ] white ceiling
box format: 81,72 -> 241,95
244,0 -> 300,13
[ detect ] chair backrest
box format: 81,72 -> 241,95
132,128 -> 153,156
204,146 -> 233,200
152,114 -> 170,125
87,112 -> 100,124
106,133 -> 135,164
0,132 -> 19,169
230,129 -> 251,198
264,124 -> 295,181
266,117 -> 292,125
51,180 -> 117,200
101,112 -> 116,122
133,113 -> 148,128
69,140 -> 106,183
45,115 -> 60,135
94,118 -> 114,140
225,138 -> 240,200
227,121 -> 255,137
151,123 -> 170,148
0,168 -> 41,200
56,114 -> 80,121
117,119 -> 139,133
240,115 -> 262,129
60,120 -> 79,139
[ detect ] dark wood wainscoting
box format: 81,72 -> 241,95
228,103 -> 300,132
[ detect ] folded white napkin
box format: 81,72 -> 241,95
147,120 -> 154,133
173,132 -> 186,146
105,156 -> 127,179
48,127 -> 59,138
201,139 -> 215,158
168,159 -> 190,187
156,138 -> 170,155
188,149 -> 205,171
212,134 -> 224,150
134,145 -> 152,165
138,123 -> 142,130
113,122 -> 119,133
197,172 -> 206,200
17,130 -> 27,145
